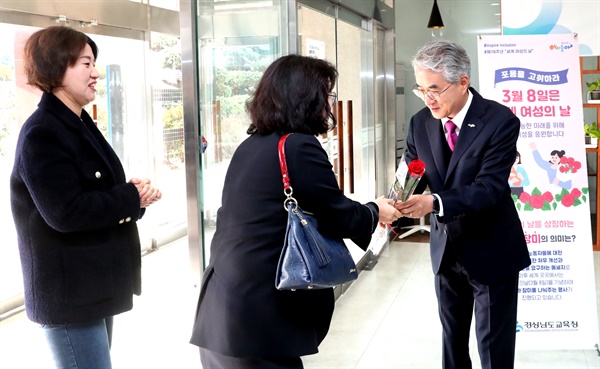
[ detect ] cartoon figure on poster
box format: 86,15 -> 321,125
529,142 -> 573,190
509,150 -> 530,196
511,141 -> 587,212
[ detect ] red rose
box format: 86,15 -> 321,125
408,159 -> 426,177
561,193 -> 575,207
560,156 -> 568,164
571,188 -> 581,198
529,195 -> 546,209
559,166 -> 568,173
519,192 -> 531,203
543,191 -> 554,202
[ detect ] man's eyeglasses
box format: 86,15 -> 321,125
412,84 -> 452,101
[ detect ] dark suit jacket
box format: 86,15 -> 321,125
190,132 -> 378,358
405,88 -> 531,284
10,92 -> 144,325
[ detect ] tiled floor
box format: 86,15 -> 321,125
1,233 -> 599,369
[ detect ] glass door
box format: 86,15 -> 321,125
336,17 -> 377,203
374,25 -> 397,197
0,23 -> 29,311
194,1 -> 289,267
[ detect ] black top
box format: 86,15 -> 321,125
10,92 -> 144,324
190,132 -> 378,358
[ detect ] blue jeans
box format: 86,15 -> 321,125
40,316 -> 113,369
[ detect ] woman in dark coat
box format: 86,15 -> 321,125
189,54 -> 400,369
10,26 -> 161,368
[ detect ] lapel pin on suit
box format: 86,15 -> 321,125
468,123 -> 475,128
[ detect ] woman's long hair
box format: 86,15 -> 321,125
246,54 -> 338,135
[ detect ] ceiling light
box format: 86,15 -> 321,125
427,0 -> 444,29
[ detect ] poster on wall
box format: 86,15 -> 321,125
477,34 -> 599,350
306,38 -> 325,59
501,0 -> 600,56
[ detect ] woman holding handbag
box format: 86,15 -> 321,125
189,54 -> 400,369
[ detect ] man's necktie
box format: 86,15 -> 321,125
445,120 -> 458,151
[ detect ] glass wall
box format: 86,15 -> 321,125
0,23 -> 25,307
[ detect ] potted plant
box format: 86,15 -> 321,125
586,77 -> 600,101
584,121 -> 600,146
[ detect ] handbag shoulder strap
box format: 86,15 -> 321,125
278,133 -> 293,191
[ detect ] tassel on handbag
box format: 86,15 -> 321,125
275,133 -> 359,290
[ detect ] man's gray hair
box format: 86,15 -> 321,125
411,39 -> 471,83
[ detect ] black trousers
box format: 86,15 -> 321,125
435,250 -> 520,369
199,348 -> 304,369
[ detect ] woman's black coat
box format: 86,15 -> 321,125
10,93 -> 144,325
190,132 -> 378,358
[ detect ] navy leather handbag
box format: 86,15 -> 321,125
275,133 -> 358,290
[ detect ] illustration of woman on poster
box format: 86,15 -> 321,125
528,142 -> 572,190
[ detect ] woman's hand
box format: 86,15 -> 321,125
129,177 -> 163,208
374,196 -> 402,224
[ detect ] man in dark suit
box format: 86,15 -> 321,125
395,39 -> 531,369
